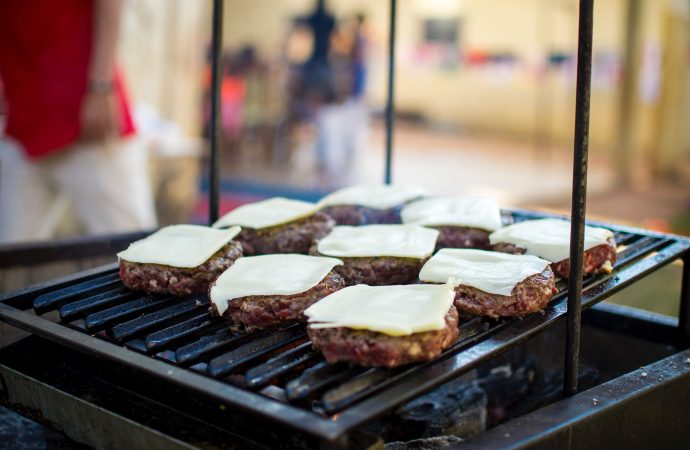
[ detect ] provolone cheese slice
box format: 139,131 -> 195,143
419,249 -> 551,296
489,218 -> 614,263
212,197 -> 317,230
305,283 -> 455,336
401,196 -> 502,231
317,225 -> 439,259
317,184 -> 427,210
117,225 -> 241,268
210,254 -> 343,316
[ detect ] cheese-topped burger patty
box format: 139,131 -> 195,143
311,225 -> 439,286
419,249 -> 558,318
401,196 -> 502,250
305,284 -> 459,368
118,225 -> 242,296
209,254 -> 344,329
318,184 -> 426,225
213,197 -> 334,255
489,218 -> 617,279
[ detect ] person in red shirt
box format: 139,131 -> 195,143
0,0 -> 156,242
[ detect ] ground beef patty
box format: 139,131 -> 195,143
453,266 -> 558,319
238,212 -> 334,255
492,238 -> 617,279
214,272 -> 344,328
119,241 -> 243,296
310,244 -> 425,286
433,226 -> 491,250
308,306 -> 459,368
320,205 -> 403,225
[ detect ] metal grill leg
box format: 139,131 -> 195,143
564,0 -> 594,397
384,0 -> 397,184
208,0 -> 224,225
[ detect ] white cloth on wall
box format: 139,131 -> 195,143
0,136 -> 157,243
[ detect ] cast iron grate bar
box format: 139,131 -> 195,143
34,272 -> 121,314
59,288 -> 137,321
84,295 -> 178,331
245,342 -> 321,389
145,312 -> 223,353
175,328 -> 246,366
110,296 -> 208,342
207,324 -> 306,378
285,361 -> 364,402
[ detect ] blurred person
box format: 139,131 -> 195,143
0,0 -> 156,243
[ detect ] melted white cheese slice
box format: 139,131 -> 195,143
317,225 -> 439,259
305,283 -> 455,336
401,196 -> 502,231
317,184 -> 427,210
212,197 -> 318,230
489,218 -> 614,263
419,249 -> 551,296
117,225 -> 241,268
210,254 -> 343,316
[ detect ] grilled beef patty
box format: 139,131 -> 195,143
308,306 -> 459,368
310,244 -> 425,286
492,238 -> 617,279
452,266 -> 558,318
238,212 -> 334,255
214,272 -> 345,329
119,241 -> 243,296
320,205 -> 403,225
433,226 -> 491,250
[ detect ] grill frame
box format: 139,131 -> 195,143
2,210 -> 689,445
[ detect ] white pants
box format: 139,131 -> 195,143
0,137 -> 157,243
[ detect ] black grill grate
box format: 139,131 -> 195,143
1,210 -> 689,445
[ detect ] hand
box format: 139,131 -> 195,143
80,91 -> 118,141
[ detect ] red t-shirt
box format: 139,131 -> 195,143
0,0 -> 135,159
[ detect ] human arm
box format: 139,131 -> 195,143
80,0 -> 124,141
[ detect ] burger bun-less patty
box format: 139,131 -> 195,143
119,241 -> 243,296
453,266 -> 557,318
308,307 -> 459,367
309,224 -> 438,286
305,283 -> 459,368
433,226 -> 491,250
492,240 -> 617,279
238,212 -> 334,255
215,271 -> 344,328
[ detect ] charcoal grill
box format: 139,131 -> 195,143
2,0 -> 690,449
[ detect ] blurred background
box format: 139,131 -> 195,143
1,0 -> 689,315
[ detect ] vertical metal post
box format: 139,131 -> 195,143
679,253 -> 690,338
208,0 -> 224,225
384,0 -> 397,184
564,0 -> 594,398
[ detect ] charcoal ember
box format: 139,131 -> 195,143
477,360 -> 536,426
383,377 -> 487,441
384,435 -> 464,450
506,364 -> 599,420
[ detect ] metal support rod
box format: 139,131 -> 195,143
208,0 -> 224,225
679,253 -> 690,338
383,0 -> 397,184
564,0 -> 594,398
